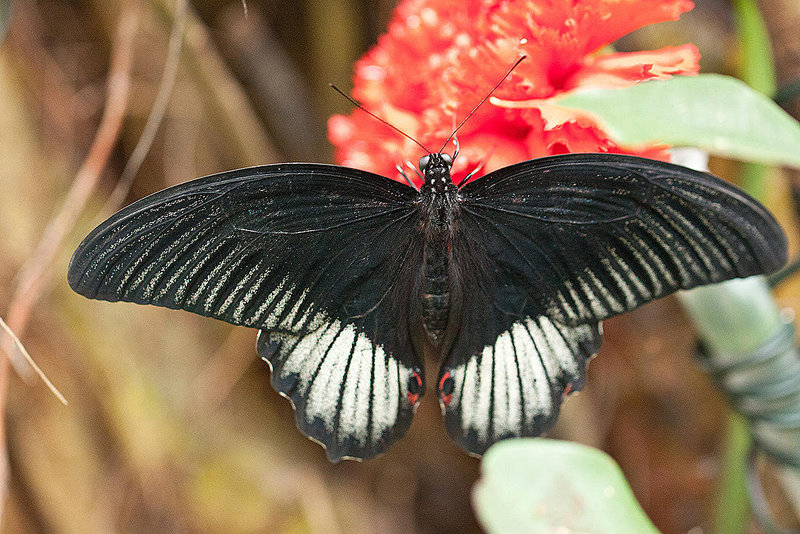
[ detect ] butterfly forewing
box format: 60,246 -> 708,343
68,164 -> 426,461
458,154 -> 787,326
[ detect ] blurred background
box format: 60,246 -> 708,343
0,0 -> 799,532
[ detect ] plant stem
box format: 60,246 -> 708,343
732,0 -> 776,204
715,414 -> 752,534
678,276 -> 782,534
676,3 -> 798,531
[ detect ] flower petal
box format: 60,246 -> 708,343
582,0 -> 695,52
568,45 -> 701,89
329,0 -> 696,176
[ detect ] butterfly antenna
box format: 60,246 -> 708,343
329,84 -> 431,154
438,55 -> 527,154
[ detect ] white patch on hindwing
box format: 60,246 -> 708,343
305,324 -> 355,431
490,331 -> 521,438
449,316 -> 593,444
266,319 -> 408,451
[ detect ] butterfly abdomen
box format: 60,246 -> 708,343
421,238 -> 450,346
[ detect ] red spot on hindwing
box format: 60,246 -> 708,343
407,371 -> 423,406
439,371 -> 454,406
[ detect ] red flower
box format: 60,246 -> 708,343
328,0 -> 699,186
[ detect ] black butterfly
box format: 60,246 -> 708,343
68,151 -> 787,461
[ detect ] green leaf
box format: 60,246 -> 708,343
473,439 -> 659,534
557,74 -> 800,169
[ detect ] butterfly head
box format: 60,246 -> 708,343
419,152 -> 454,194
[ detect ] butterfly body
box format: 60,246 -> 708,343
420,238 -> 451,346
68,153 -> 787,461
418,153 -> 460,347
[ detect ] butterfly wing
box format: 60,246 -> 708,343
440,153 -> 786,455
458,153 -> 786,326
441,223 -> 602,455
68,163 -> 425,461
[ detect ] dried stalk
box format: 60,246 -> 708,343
215,5 -> 328,162
0,1 -> 140,524
3,3 -> 138,343
149,0 -> 278,167
0,318 -> 66,406
101,0 -> 187,216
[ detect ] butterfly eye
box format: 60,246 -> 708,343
441,153 -> 453,167
418,155 -> 431,171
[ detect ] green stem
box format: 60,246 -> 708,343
679,278 -> 783,534
732,0 -> 775,204
732,0 -> 776,205
732,0 -> 777,97
716,414 -> 753,534
676,3 -> 783,532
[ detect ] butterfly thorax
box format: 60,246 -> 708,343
419,153 -> 459,228
418,153 -> 459,346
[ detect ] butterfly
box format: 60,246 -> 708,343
67,148 -> 787,461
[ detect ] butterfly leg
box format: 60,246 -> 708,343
456,163 -> 485,187
396,164 -> 421,190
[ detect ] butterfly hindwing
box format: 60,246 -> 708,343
257,299 -> 422,461
255,221 -> 426,461
458,153 -> 787,326
68,163 -> 425,460
440,228 -> 602,455
441,315 -> 601,456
